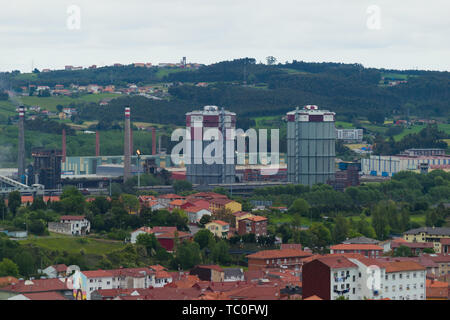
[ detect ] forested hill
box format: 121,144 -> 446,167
2,58 -> 449,125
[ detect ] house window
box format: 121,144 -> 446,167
353,275 -> 355,282
334,285 -> 337,290
352,288 -> 355,294
399,274 -> 402,279
385,275 -> 388,280
358,272 -> 361,278
392,274 -> 396,280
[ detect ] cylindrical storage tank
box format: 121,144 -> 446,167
287,105 -> 336,186
185,106 -> 236,185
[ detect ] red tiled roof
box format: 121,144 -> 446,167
1,278 -> 69,293
60,215 -> 85,221
316,256 -> 358,269
51,264 -> 68,273
170,199 -> 186,206
43,196 -> 60,202
152,226 -> 177,234
82,270 -> 113,278
243,216 -> 267,222
21,292 -> 68,300
427,254 -> 450,263
93,288 -> 136,298
0,276 -> 19,288
156,230 -> 192,239
210,220 -> 229,227
158,194 -> 184,199
384,261 -> 426,273
21,196 -> 34,203
149,265 -> 166,272
426,279 -> 449,299
331,244 -> 383,251
246,249 -> 312,260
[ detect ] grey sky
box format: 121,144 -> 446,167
0,0 -> 449,72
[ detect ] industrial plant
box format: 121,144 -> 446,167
286,105 -> 336,186
185,106 -> 237,185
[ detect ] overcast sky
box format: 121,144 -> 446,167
0,0 -> 449,72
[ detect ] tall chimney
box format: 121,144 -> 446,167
95,131 -> 100,157
130,126 -> 134,155
17,106 -> 25,179
152,127 -> 156,155
123,107 -> 131,182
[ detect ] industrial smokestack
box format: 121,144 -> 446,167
130,126 -> 134,155
123,107 -> 131,182
158,135 -> 162,154
62,129 -> 66,163
18,106 -> 25,179
96,131 -> 100,157
152,127 -> 156,155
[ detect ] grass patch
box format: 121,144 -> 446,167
335,121 -> 355,129
19,236 -> 124,255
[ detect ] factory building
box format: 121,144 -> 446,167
361,154 -> 450,177
61,155 -> 172,176
286,105 -> 336,186
31,149 -> 63,189
185,106 -> 236,185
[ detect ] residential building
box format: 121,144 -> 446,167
303,255 -> 427,300
82,270 -> 114,300
246,249 -> 312,271
403,227 -> 450,254
0,278 -> 72,300
329,244 -> 383,259
209,198 -> 242,214
391,241 -> 435,256
205,220 -> 230,238
130,226 -> 192,251
184,206 -> 212,224
41,264 -> 68,278
426,279 -> 449,300
48,215 -> 90,236
232,211 -> 254,228
157,194 -> 185,206
427,254 -> 450,279
190,265 -> 225,282
302,256 -> 359,300
238,215 -> 268,237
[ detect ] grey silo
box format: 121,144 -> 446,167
185,106 -> 236,185
286,105 -> 336,186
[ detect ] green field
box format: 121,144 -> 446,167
18,93 -> 122,111
335,121 -> 355,129
19,236 -> 124,255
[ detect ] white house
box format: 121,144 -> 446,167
185,206 -> 212,224
82,270 -> 115,300
48,216 -> 90,236
130,226 -> 153,244
41,264 -> 68,278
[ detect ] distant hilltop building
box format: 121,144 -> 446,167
286,105 -> 336,186
336,129 -> 363,142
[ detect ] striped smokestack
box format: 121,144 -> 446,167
17,106 -> 25,179
96,131 -> 100,157
123,106 -> 131,182
62,129 -> 66,163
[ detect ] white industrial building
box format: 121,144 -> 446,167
361,155 -> 450,177
336,129 -> 363,142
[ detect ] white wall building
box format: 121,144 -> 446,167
361,155 -> 450,177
